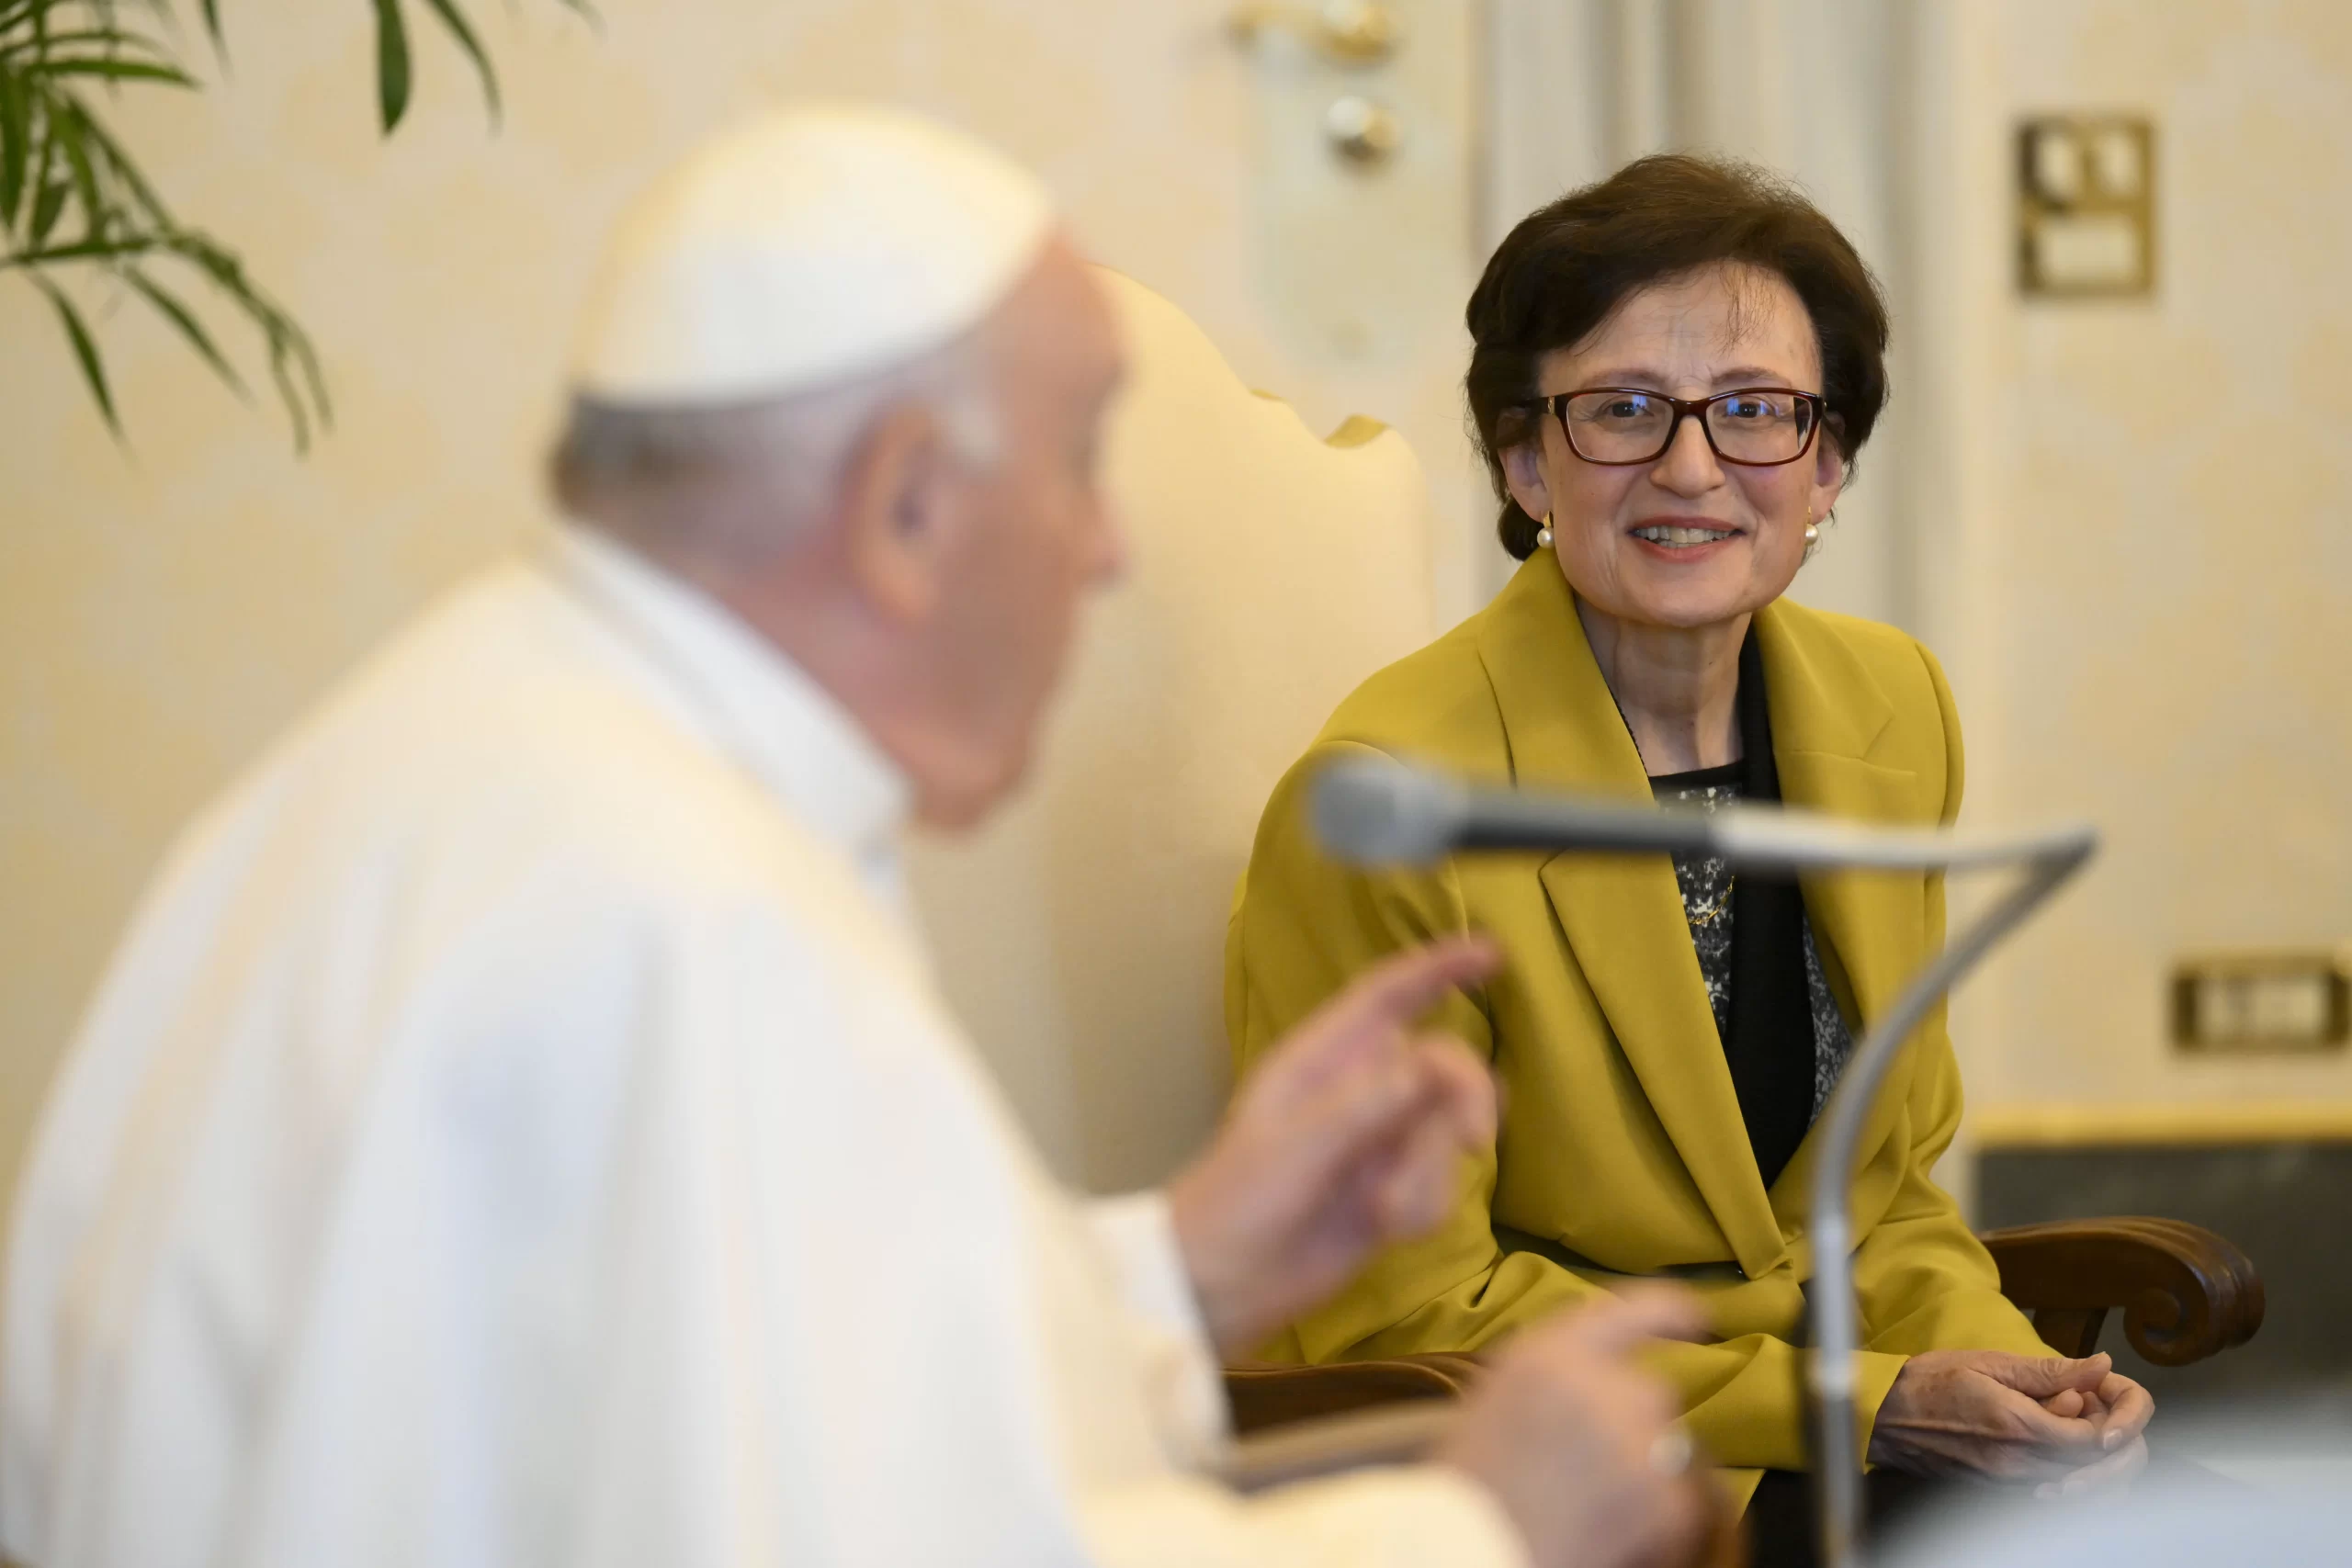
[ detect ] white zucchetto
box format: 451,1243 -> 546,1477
570,104 -> 1056,406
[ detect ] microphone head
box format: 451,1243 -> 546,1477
1311,752 -> 1467,865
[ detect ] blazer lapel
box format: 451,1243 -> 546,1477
1476,559 -> 1785,1278
1752,604 -> 1927,1224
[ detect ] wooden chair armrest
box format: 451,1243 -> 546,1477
1224,1215 -> 2263,1427
1980,1217 -> 2265,1366
1216,1403 -> 1456,1493
1222,1352 -> 1486,1436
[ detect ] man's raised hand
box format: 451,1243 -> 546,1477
1169,936 -> 1499,1356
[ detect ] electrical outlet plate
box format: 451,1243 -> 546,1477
2171,951 -> 2352,1053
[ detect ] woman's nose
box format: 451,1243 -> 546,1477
1651,414 -> 1724,494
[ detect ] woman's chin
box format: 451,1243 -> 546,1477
1557,546 -> 1792,631
1608,542 -> 1792,623
1616,576 -> 1775,632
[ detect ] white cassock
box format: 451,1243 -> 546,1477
0,528 -> 1524,1568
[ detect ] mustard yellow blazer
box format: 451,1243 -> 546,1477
1225,554 -> 2054,1503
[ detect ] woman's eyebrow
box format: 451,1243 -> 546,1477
1562,366 -> 1669,388
1560,363 -> 1802,390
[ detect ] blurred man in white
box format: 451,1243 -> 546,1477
1,107 -> 1707,1568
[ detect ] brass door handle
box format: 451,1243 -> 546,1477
1227,1 -> 1402,67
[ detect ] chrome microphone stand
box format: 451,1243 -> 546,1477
1709,810 -> 2096,1567
1309,758 -> 2097,1568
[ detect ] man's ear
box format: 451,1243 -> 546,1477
1500,439 -> 1553,526
836,404 -> 955,625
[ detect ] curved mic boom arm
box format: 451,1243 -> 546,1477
1796,823 -> 2093,1568
1308,755 -> 2098,1568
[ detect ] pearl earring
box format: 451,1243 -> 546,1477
1804,521 -> 1821,547
1535,512 -> 1555,549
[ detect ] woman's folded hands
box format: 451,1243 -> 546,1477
1865,1349 -> 2154,1495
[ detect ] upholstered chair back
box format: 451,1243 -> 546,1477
905,268 -> 1442,1192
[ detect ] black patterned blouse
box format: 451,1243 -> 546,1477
1623,626 -> 1859,1189
1647,765 -> 1856,1124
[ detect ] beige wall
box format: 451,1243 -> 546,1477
0,0 -> 1489,1209
1939,0 -> 2352,1122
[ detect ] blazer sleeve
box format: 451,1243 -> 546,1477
1225,742 -> 1878,1475
1850,641 -> 2054,1362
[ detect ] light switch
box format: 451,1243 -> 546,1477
2018,114 -> 2155,298
2172,952 -> 2352,1053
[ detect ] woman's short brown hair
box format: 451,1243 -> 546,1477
1466,153 -> 1891,559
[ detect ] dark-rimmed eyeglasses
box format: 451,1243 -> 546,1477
1540,387 -> 1827,467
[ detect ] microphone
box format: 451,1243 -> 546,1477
1310,749 -> 2098,1568
1313,750 -> 2086,875
1313,751 -> 1711,863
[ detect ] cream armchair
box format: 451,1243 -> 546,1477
906,266 -> 1439,1196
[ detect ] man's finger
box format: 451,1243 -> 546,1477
1304,937 -> 1501,1047
1238,940 -> 1500,1115
1556,1285 -> 1712,1356
1411,1036 -> 1498,1147
1282,1040 -> 1491,1211
1373,1108 -> 1466,1239
1278,1055 -> 1436,1190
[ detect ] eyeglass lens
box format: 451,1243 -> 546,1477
1560,390 -> 1816,465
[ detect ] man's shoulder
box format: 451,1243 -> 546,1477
319,563 -> 767,826
187,559 -> 853,944
136,561 -> 926,1110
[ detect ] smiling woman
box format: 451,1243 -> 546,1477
1224,155 -> 2154,1568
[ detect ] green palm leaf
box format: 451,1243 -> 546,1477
416,0 -> 498,122
369,0 -> 410,131
124,264 -> 245,397
50,99 -> 102,237
0,57 -> 28,220
30,270 -> 118,434
28,175 -> 66,242
37,56 -> 192,85
5,0 -> 583,450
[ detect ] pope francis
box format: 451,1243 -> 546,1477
0,107 -> 1709,1568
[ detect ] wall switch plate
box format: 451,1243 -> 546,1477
2018,114 -> 2155,298
2172,952 -> 2352,1053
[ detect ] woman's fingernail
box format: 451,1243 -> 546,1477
2105,1429 -> 2120,1450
